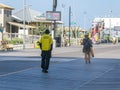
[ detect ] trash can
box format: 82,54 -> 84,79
55,37 -> 61,47
34,41 -> 40,49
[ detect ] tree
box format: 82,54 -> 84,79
34,23 -> 47,35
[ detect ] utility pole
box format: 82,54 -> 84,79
83,11 -> 86,36
69,6 -> 71,46
109,10 -> 112,42
53,0 -> 57,39
23,0 -> 26,49
61,4 -> 65,47
83,12 -> 87,30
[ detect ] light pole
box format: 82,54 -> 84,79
23,0 -> 26,49
83,11 -> 87,36
53,0 -> 57,39
109,10 -> 112,41
83,11 -> 87,30
69,6 -> 71,46
61,4 -> 65,47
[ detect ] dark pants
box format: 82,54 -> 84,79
41,51 -> 51,70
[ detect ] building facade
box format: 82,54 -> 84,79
0,3 -> 14,33
92,18 -> 120,43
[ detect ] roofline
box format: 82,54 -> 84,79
0,3 -> 14,10
8,22 -> 36,29
12,15 -> 23,21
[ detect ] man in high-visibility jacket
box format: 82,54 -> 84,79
39,29 -> 53,73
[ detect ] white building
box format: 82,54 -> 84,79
0,3 -> 14,32
93,18 -> 120,29
93,18 -> 120,37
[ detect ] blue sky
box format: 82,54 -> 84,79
1,0 -> 120,30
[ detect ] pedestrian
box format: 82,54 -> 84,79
39,29 -> 53,73
82,33 -> 94,64
112,36 -> 116,44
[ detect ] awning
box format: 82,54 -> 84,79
0,3 -> 14,10
8,22 -> 36,29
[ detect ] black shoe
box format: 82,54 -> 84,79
44,70 -> 48,73
42,69 -> 48,73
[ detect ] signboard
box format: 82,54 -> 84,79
114,26 -> 120,31
114,26 -> 120,37
46,11 -> 61,21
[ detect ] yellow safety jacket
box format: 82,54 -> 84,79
39,34 -> 53,51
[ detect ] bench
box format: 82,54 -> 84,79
6,44 -> 14,51
1,41 -> 14,51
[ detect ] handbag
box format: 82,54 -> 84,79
90,47 -> 94,57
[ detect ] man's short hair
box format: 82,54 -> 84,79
45,29 -> 50,34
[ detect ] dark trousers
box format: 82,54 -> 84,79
41,51 -> 51,70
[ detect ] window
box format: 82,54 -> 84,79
4,9 -> 11,17
0,9 -> 1,14
4,9 -> 7,14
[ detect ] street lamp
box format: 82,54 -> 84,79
23,0 -> 26,49
83,11 -> 87,30
83,12 -> 87,36
69,6 -> 71,46
53,0 -> 57,39
53,0 -> 57,11
61,4 -> 65,47
109,10 -> 112,41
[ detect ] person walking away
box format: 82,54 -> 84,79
39,29 -> 53,73
112,36 -> 116,44
82,33 -> 94,64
